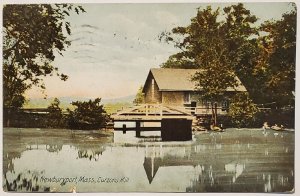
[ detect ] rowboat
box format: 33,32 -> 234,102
271,124 -> 286,131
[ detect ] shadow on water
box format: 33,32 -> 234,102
3,128 -> 294,192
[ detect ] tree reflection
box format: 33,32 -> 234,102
77,146 -> 106,161
45,144 -> 63,152
3,128 -> 111,181
4,170 -> 50,192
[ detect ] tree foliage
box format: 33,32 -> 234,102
257,6 -> 296,107
46,98 -> 64,127
133,86 -> 145,105
3,4 -> 85,110
67,98 -> 108,130
228,92 -> 258,127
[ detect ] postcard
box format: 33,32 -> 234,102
2,1 -> 296,194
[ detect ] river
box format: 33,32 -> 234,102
3,127 -> 294,193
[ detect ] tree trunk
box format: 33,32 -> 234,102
5,108 -> 11,127
211,102 -> 215,126
214,102 -> 218,126
6,118 -> 10,127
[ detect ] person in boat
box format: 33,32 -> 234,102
220,123 -> 225,131
262,122 -> 270,131
271,124 -> 285,131
210,121 -> 224,132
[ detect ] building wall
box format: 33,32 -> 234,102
189,92 -> 233,115
190,92 -> 235,107
144,75 -> 237,110
161,91 -> 185,106
144,73 -> 162,104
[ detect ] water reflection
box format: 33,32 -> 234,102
224,162 -> 245,183
25,144 -> 64,153
4,170 -> 50,192
77,146 -> 106,161
114,131 -> 162,143
3,128 -> 294,192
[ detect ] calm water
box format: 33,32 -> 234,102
3,128 -> 294,193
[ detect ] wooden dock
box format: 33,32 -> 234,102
111,104 -> 194,140
111,104 -> 193,121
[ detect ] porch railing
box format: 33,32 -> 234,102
177,106 -> 229,115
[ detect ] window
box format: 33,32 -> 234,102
202,100 -> 211,109
184,92 -> 190,103
222,100 -> 228,111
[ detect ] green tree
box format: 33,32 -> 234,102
67,98 -> 108,130
222,4 -> 265,104
228,92 -> 258,127
47,98 -> 63,128
257,6 -> 296,108
3,4 -> 85,126
159,4 -> 258,125
159,3 -> 296,127
133,86 -> 145,105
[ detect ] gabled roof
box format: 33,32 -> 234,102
143,68 -> 247,92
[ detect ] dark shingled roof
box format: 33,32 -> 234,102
146,68 -> 247,92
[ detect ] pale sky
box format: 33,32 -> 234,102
25,2 -> 294,99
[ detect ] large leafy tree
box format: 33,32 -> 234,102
257,6 -> 296,108
222,4 -> 265,103
3,4 -> 85,126
159,4 -> 259,125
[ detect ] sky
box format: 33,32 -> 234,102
25,2 -> 295,99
